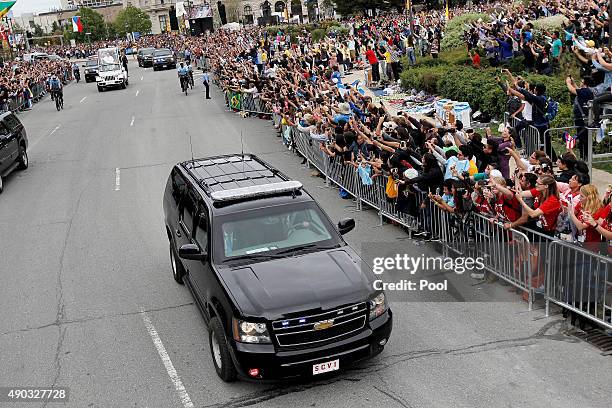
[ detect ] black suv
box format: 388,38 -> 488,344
0,112 -> 28,193
137,47 -> 155,67
163,154 -> 392,382
83,58 -> 98,83
152,48 -> 176,71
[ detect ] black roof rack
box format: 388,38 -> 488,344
182,154 -> 290,195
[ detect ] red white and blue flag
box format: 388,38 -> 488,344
563,132 -> 576,149
72,16 -> 83,33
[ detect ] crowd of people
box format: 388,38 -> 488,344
201,25 -> 612,267
0,56 -> 73,112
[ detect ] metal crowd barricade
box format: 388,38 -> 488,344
504,112 -> 543,157
240,92 -> 272,115
545,240 -> 611,330
587,123 -> 612,176
472,214 -> 534,309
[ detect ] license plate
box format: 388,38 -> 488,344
312,359 -> 339,375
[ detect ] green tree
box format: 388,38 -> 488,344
114,5 -> 152,37
66,7 -> 107,42
106,22 -> 118,39
33,23 -> 45,37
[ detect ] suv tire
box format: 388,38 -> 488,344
0,176 -> 3,194
209,317 -> 237,382
170,243 -> 185,284
17,146 -> 28,170
97,85 -> 103,92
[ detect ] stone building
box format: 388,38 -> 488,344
123,0 -> 332,34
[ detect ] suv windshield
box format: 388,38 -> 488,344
140,48 -> 155,55
214,202 -> 341,262
154,50 -> 172,57
86,60 -> 97,67
98,64 -> 120,72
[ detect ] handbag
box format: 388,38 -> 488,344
385,176 -> 398,198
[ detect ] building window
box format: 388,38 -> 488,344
274,1 -> 285,13
159,15 -> 168,32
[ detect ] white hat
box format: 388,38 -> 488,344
332,77 -> 339,84
404,168 -> 418,179
338,103 -> 351,115
490,169 -> 503,179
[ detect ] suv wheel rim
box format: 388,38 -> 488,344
211,334 -> 222,369
21,150 -> 27,166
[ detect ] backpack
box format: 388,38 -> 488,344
50,79 -> 60,91
543,96 -> 559,122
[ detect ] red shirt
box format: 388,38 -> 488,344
530,188 -> 561,231
472,53 -> 481,68
494,195 -> 521,222
575,203 -> 611,243
365,49 -> 378,65
474,196 -> 493,215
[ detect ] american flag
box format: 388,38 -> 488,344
563,132 -> 576,149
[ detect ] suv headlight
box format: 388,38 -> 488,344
232,318 -> 271,343
368,293 -> 387,321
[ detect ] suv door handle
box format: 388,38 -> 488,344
175,229 -> 181,237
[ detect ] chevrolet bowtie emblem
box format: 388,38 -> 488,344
313,319 -> 334,330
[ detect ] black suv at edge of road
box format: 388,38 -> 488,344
0,112 -> 28,193
163,154 -> 392,382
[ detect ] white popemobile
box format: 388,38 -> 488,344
96,47 -> 128,92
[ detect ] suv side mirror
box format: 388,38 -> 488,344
178,243 -> 208,261
337,218 -> 355,235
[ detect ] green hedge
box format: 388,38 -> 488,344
400,62 -> 572,122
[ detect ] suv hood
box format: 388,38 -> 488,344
220,249 -> 375,320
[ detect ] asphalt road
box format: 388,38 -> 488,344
0,61 -> 610,408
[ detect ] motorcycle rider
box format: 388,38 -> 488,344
49,74 -> 63,104
177,62 -> 189,91
186,60 -> 194,88
72,62 -> 80,82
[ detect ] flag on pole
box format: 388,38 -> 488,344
0,1 -> 16,20
72,16 -> 83,32
562,132 -> 576,149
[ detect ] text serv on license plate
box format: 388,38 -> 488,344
312,359 -> 339,375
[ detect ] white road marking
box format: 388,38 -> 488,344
80,96 -> 87,103
141,76 -> 144,80
141,310 -> 194,408
29,125 -> 61,152
135,90 -> 140,97
115,168 -> 120,191
130,116 -> 135,126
